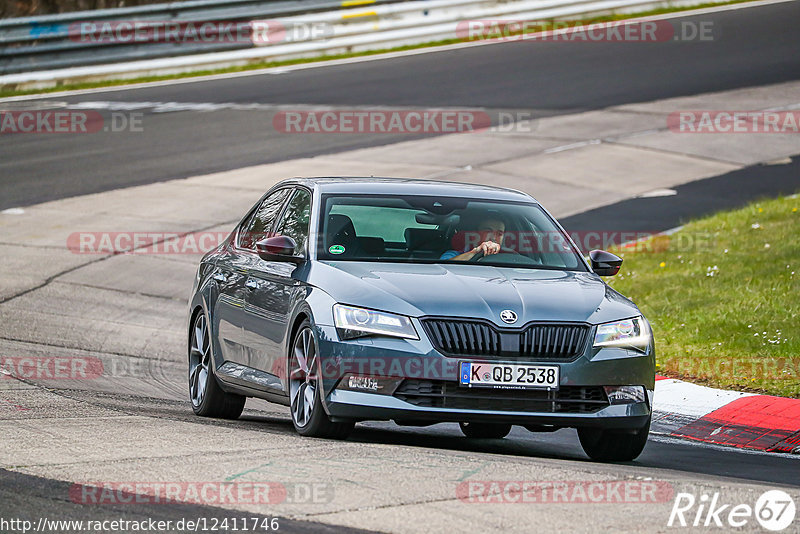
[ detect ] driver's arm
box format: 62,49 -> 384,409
449,240 -> 501,261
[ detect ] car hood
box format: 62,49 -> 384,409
310,261 -> 639,326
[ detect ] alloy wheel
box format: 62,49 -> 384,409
189,313 -> 210,407
290,327 -> 318,428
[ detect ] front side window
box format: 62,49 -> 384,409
275,188 -> 312,255
317,194 -> 587,271
238,188 -> 292,250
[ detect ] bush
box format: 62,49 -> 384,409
2,0 -> 186,18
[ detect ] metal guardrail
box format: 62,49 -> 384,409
0,0 -> 408,74
0,0 -> 734,88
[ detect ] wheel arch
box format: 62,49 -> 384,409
188,305 -> 204,350
289,311 -> 310,346
283,308 -> 311,390
188,295 -> 222,373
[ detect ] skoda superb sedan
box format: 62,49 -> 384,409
188,177 -> 655,461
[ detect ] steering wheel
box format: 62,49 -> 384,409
469,247 -> 521,263
468,250 -> 485,262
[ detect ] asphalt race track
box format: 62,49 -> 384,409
0,469 -> 372,534
2,409 -> 800,525
1,1 -> 800,209
2,1 -> 800,532
560,157 -> 800,236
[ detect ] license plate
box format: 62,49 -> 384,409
459,361 -> 559,390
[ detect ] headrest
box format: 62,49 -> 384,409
327,214 -> 356,240
404,228 -> 445,250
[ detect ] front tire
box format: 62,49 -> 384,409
459,422 -> 512,439
189,311 -> 245,419
289,320 -> 353,439
577,417 -> 650,462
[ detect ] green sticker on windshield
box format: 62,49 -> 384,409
329,245 -> 345,255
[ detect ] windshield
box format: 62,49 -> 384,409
317,194 -> 587,271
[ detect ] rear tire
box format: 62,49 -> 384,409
189,311 -> 246,419
459,422 -> 512,439
577,417 -> 650,462
289,321 -> 354,439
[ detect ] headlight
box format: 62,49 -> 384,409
333,304 -> 419,340
593,316 -> 651,352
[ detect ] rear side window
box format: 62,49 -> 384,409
238,188 -> 291,250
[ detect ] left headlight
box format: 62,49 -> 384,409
333,304 -> 419,340
593,316 -> 651,353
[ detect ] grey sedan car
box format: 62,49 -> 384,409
188,178 -> 655,461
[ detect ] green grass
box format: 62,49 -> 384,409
606,194 -> 800,398
0,0 -> 763,98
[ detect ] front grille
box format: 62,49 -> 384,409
421,319 -> 501,355
520,324 -> 590,359
394,380 -> 608,413
420,319 -> 590,360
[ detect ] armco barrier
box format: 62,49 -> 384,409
0,0 -> 736,90
0,0 -> 410,74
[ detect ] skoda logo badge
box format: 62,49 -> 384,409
500,310 -> 518,324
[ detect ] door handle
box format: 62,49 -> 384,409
245,278 -> 259,291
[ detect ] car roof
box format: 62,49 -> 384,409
278,177 -> 538,203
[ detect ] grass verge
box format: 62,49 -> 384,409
606,194 -> 800,398
0,0 -> 763,99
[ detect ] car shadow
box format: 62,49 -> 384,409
55,387 -> 800,487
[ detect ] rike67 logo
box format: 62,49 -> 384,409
669,490 -> 796,531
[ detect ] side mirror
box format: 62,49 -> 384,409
589,249 -> 622,276
256,236 -> 303,263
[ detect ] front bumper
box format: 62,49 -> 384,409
314,324 -> 655,430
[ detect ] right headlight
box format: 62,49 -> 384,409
593,316 -> 651,353
333,304 -> 418,340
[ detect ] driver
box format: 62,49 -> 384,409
440,217 -> 505,261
